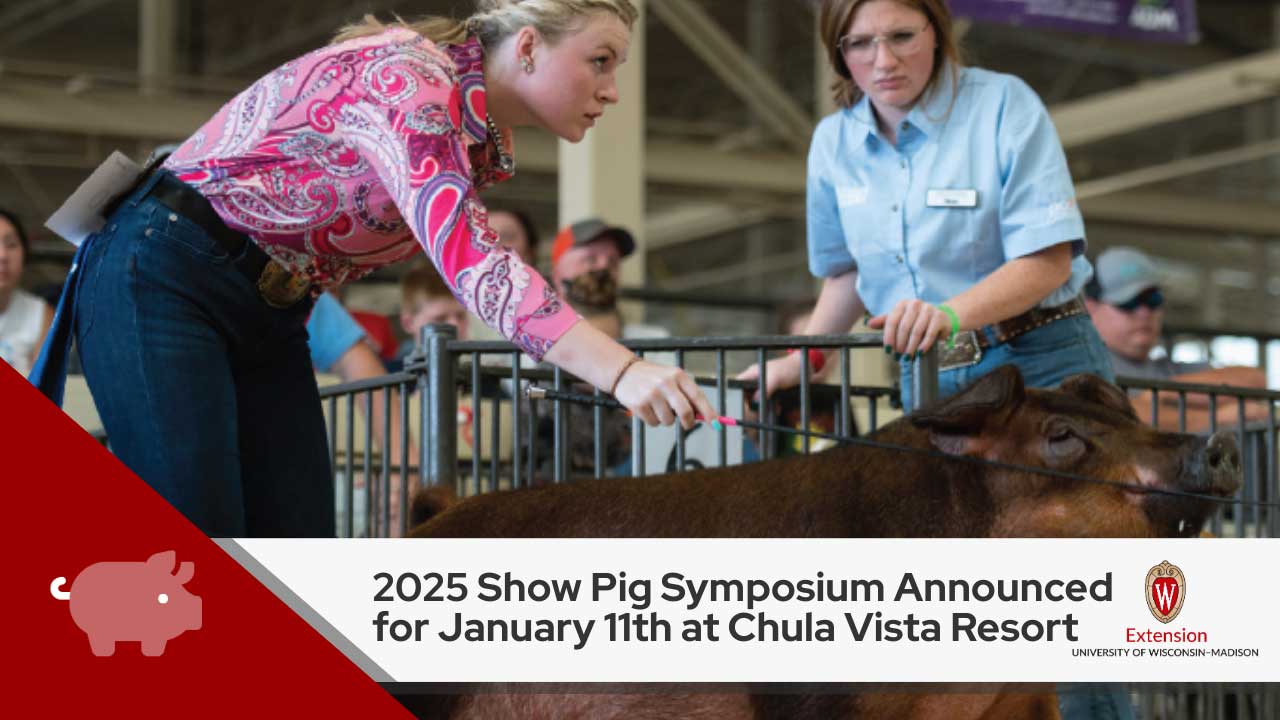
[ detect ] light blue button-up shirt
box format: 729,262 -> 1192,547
807,65 -> 1091,316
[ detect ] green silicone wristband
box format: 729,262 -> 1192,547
937,304 -> 961,348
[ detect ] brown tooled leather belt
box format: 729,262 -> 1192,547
938,297 -> 1086,371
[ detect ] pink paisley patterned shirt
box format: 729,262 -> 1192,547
164,29 -> 578,360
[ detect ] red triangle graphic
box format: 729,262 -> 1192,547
3,364 -> 412,717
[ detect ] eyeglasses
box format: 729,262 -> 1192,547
1115,288 -> 1164,313
838,22 -> 932,65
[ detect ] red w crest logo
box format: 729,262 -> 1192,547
1145,561 -> 1186,624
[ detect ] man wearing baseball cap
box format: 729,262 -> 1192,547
1085,246 -> 1265,430
1084,246 -> 1187,379
550,218 -> 640,339
551,219 -> 634,308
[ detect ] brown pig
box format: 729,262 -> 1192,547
405,366 -> 1241,719
412,365 -> 1240,540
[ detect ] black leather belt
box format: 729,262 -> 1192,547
141,172 -> 311,309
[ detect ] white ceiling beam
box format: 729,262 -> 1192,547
649,0 -> 813,152
0,83 -> 807,192
645,201 -> 797,250
1052,48 -> 1280,148
1080,191 -> 1280,237
511,129 -> 806,194
4,82 -> 1276,238
658,250 -> 810,294
0,81 -> 216,141
1076,139 -> 1280,199
205,7 -> 355,76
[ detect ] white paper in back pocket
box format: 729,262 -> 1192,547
836,185 -> 869,207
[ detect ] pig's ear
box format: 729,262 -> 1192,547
1059,374 -> 1137,420
173,562 -> 195,585
910,364 -> 1025,435
145,550 -> 177,573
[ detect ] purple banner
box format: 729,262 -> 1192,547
949,0 -> 1199,44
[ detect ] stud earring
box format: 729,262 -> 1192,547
521,56 -> 535,74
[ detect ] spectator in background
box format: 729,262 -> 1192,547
0,208 -> 53,378
541,218 -> 650,478
550,217 -> 634,338
307,291 -> 415,533
396,260 -> 469,367
1085,246 -> 1268,431
308,291 -> 403,385
489,208 -> 541,267
549,217 -> 669,343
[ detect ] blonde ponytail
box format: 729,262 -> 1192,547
332,0 -> 638,49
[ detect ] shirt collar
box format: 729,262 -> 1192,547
847,65 -> 958,145
444,36 -> 491,147
442,35 -> 515,186
904,68 -> 958,139
849,95 -> 879,145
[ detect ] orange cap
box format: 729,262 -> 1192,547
550,218 -> 636,267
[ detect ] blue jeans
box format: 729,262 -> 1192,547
45,171 -> 334,537
1057,684 -> 1135,720
900,312 -> 1115,411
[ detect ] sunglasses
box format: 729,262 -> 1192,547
1115,288 -> 1164,313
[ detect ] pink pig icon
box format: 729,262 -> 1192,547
50,550 -> 203,657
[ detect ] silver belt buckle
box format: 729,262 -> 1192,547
939,330 -> 982,371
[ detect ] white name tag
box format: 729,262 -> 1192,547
836,185 -> 869,207
926,189 -> 978,208
45,151 -> 142,247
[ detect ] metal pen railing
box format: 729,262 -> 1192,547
316,330 -> 1278,718
318,326 -> 913,535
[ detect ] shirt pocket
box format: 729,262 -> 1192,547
835,184 -> 898,260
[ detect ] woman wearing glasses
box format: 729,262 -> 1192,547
745,5 -> 1131,717
741,0 -> 1113,412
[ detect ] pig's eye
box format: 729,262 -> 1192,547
1045,426 -> 1087,461
1048,427 -> 1084,445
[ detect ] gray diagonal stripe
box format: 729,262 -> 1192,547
216,539 -> 394,683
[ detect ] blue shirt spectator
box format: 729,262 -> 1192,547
307,292 -> 368,373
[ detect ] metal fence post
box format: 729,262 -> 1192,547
422,323 -> 457,488
913,346 -> 941,412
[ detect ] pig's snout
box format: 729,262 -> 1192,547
1198,432 -> 1242,497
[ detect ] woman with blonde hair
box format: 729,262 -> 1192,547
740,0 -> 1112,412
34,0 -> 715,538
